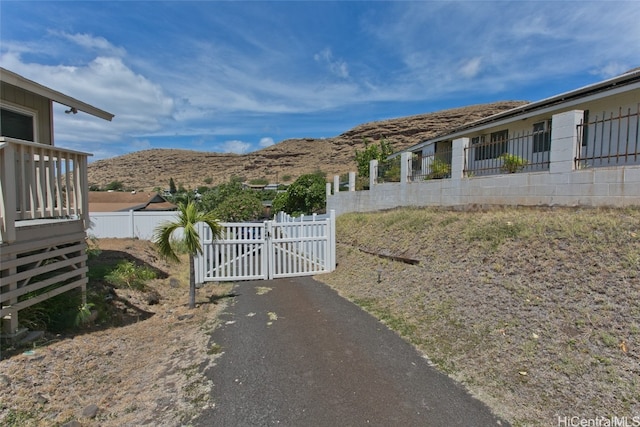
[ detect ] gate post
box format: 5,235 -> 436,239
194,222 -> 204,285
266,220 -> 274,280
370,159 -> 378,189
329,209 -> 336,271
129,209 -> 135,239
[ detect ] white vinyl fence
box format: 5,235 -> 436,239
88,211 -> 181,240
195,210 -> 336,282
89,210 -> 337,282
88,211 -> 332,241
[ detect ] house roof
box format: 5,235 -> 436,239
396,68 -> 640,156
88,191 -> 176,212
460,68 -> 640,129
0,67 -> 114,121
243,183 -> 267,190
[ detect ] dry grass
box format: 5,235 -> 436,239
0,239 -> 233,427
321,206 -> 640,426
2,207 -> 639,426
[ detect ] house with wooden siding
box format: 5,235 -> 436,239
1,67 -> 114,338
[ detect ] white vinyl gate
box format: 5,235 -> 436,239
195,210 -> 336,283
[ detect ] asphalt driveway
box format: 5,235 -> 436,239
194,277 -> 508,427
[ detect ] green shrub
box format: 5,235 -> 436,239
105,261 -> 156,290
249,178 -> 269,185
18,289 -> 83,333
105,180 -> 124,191
86,236 -> 102,259
500,153 -> 528,173
355,138 -> 394,179
75,303 -> 95,326
426,158 -> 451,179
379,156 -> 401,182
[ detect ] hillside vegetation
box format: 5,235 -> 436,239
321,206 -> 640,426
87,101 -> 526,192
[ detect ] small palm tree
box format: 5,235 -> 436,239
154,201 -> 222,309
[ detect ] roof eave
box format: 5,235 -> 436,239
461,69 -> 640,129
0,67 -> 114,121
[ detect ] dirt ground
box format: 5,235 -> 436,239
0,239 -> 233,427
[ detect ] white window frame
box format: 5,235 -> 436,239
532,120 -> 552,153
472,130 -> 509,161
0,101 -> 39,143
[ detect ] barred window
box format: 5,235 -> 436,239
473,130 -> 508,160
532,120 -> 551,153
581,110 -> 589,147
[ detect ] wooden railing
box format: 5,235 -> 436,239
0,137 -> 90,243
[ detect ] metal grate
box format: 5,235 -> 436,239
411,148 -> 453,181
464,130 -> 551,176
576,104 -> 640,168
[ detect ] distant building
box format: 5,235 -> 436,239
88,191 -> 176,212
242,182 -> 268,191
242,182 -> 282,192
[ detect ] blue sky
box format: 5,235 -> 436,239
2,1 -> 640,161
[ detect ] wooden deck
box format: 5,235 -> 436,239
1,138 -> 90,336
1,217 -> 88,336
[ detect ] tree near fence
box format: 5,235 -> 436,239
199,176 -> 263,221
153,201 -> 222,309
214,191 -> 263,222
272,172 -> 326,216
354,138 -> 395,188
354,138 -> 394,178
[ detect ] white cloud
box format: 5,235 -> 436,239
259,137 -> 275,148
53,31 -> 127,57
3,2 -> 640,160
360,2 -> 640,98
314,48 -> 349,79
222,140 -> 251,154
1,37 -> 175,153
591,62 -> 634,79
459,58 -> 482,79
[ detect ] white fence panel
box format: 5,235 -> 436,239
88,211 -> 181,240
90,209 -> 336,282
269,213 -> 334,279
196,222 -> 268,282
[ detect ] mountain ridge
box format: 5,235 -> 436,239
87,101 -> 527,191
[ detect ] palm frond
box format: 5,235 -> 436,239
152,201 -> 222,261
154,221 -> 181,262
